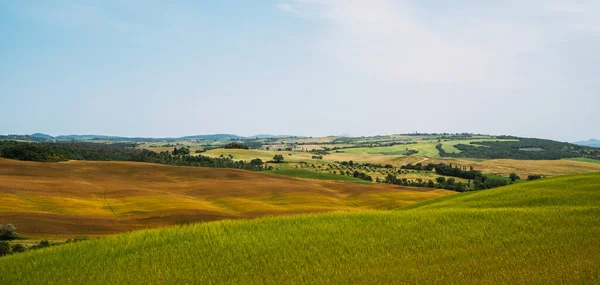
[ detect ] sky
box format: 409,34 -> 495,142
1,0 -> 598,142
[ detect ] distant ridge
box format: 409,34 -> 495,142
251,134 -> 296,139
573,139 -> 600,148
30,133 -> 53,139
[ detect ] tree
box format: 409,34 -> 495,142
250,158 -> 263,166
527,174 -> 542,181
0,224 -> 17,240
427,180 -> 435,188
273,154 -> 284,163
509,173 -> 520,182
436,177 -> 446,185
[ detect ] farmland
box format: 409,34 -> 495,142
196,140 -> 600,186
0,158 -> 452,238
1,173 -> 598,284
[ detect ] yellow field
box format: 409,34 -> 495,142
0,158 -> 453,237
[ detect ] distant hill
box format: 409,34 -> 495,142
251,134 -> 295,139
0,134 -> 49,142
55,134 -> 128,140
30,133 -> 53,139
573,139 -> 600,148
52,134 -> 245,141
179,134 -> 242,140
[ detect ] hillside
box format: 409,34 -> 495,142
0,158 -> 451,237
1,173 -> 598,284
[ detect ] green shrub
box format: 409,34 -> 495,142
10,243 -> 26,253
0,241 -> 10,256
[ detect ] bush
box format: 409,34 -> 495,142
223,143 -> 249,150
11,243 -> 26,253
32,240 -> 51,250
509,173 -> 520,182
527,175 -> 542,181
0,241 -> 10,256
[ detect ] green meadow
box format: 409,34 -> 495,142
1,173 -> 598,284
564,157 -> 600,164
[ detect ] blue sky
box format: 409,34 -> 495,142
1,1 -> 598,141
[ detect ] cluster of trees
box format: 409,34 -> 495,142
310,149 -> 330,155
223,142 -> 249,150
160,152 -> 267,171
351,170 -> 373,181
0,224 -> 20,257
384,174 -> 469,191
0,141 -> 268,171
399,162 -> 509,191
0,141 -> 143,162
443,137 -> 600,160
384,173 -> 507,192
172,147 -> 190,155
338,160 -> 392,169
402,163 -> 482,180
272,155 -> 284,163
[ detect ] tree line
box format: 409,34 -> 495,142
395,162 -> 510,191
0,141 -> 267,171
439,137 -> 600,160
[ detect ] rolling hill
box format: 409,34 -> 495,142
0,173 -> 598,284
0,158 -> 452,237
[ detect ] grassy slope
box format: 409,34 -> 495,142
1,173 -> 598,284
0,158 -> 452,237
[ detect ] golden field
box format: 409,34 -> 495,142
0,158 -> 452,237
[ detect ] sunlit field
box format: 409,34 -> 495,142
1,173 -> 598,284
0,158 -> 452,237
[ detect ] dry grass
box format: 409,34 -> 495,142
0,158 -> 454,237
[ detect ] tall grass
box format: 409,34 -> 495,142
1,173 -> 599,284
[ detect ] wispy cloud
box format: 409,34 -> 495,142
278,0 -> 599,88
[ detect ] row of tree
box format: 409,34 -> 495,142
0,141 -> 267,171
383,173 -> 507,192
402,162 -> 482,180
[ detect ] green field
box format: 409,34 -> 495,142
564,157 -> 600,164
2,173 -> 599,284
340,139 -> 515,158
